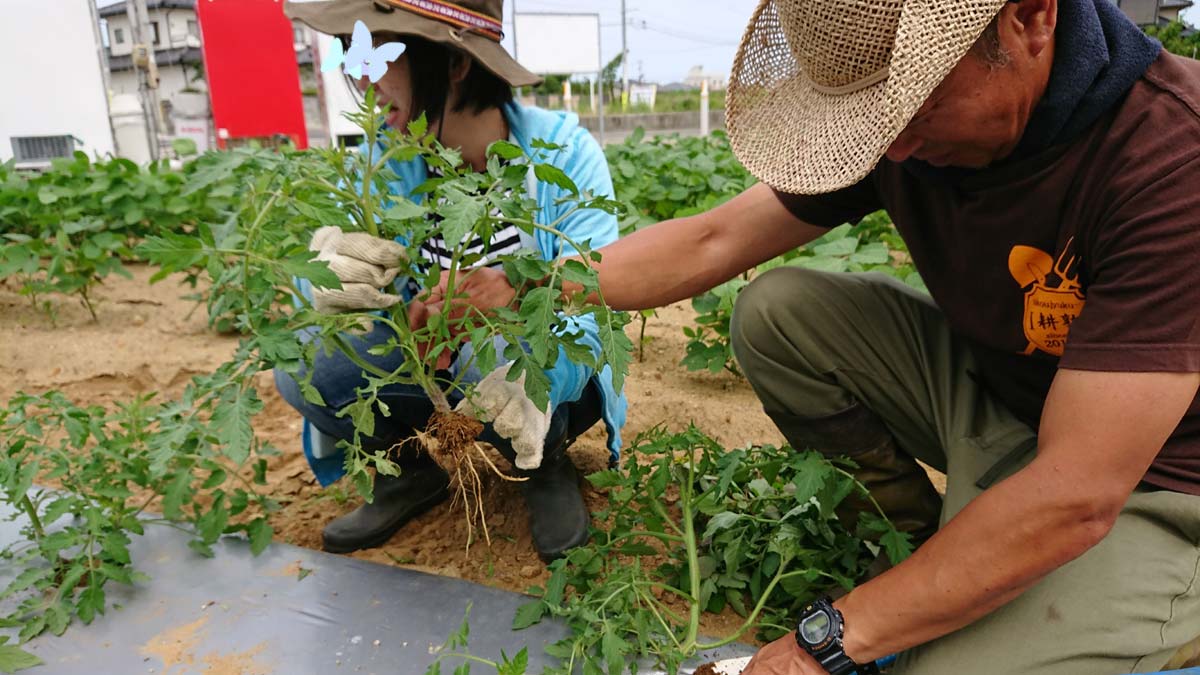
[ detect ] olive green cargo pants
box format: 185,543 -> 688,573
729,268 -> 1200,675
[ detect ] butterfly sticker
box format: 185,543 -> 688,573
321,20 -> 406,84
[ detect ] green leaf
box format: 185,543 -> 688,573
518,287 -> 556,365
0,643 -> 43,673
212,387 -> 263,465
585,470 -> 624,489
37,187 -> 58,205
790,452 -> 833,504
601,630 -> 627,675
497,647 -> 529,675
880,529 -> 914,565
279,253 -> 343,291
487,140 -> 524,161
384,200 -> 429,221
543,567 -> 567,606
793,256 -> 849,273
511,600 -> 545,630
171,137 -> 199,156
162,471 -> 193,520
850,242 -> 890,265
438,188 -> 486,250
534,164 -> 579,195
702,512 -> 741,540
247,518 -> 273,556
408,114 -> 429,138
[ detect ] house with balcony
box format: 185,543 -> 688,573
99,1 -> 315,107
100,0 -> 205,100
1114,0 -> 1196,26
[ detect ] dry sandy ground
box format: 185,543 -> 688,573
1,263 -> 813,640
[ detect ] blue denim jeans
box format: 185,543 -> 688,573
274,323 -> 601,478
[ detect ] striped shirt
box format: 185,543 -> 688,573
405,165 -> 523,296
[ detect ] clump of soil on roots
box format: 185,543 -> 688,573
421,408 -> 525,550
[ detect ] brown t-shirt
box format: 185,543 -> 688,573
775,53 -> 1200,495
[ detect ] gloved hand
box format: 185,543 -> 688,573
309,226 -> 408,314
457,363 -> 551,470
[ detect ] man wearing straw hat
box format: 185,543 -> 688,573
567,0 -> 1200,672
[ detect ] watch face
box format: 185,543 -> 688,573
800,611 -> 832,645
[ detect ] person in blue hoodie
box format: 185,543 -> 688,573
279,0 -> 626,562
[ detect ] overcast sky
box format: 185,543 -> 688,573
98,0 -> 759,84
97,0 -> 1200,84
497,0 -> 760,83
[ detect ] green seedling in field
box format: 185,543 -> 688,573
513,427 -> 911,674
0,390 -> 277,642
682,214 -> 925,378
0,153 -> 224,321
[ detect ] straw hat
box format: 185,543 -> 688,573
285,0 -> 541,88
727,0 -> 1009,194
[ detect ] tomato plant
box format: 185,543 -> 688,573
512,427 -> 910,674
140,89 -> 631,545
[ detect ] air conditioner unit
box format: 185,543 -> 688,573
10,135 -> 76,168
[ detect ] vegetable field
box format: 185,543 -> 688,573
0,105 -> 933,674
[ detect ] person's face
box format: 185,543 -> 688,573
350,51 -> 414,129
883,50 -> 1025,168
884,1 -> 1057,168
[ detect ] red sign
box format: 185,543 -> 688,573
197,0 -> 308,149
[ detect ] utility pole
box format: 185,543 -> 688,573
620,0 -> 629,108
125,0 -> 163,161
511,0 -> 519,65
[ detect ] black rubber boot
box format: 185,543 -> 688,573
483,382 -> 603,562
519,453 -> 591,562
321,457 -> 450,554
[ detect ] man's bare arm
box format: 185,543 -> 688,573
575,183 -> 827,311
835,368 -> 1199,663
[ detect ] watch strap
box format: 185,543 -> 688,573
818,651 -> 878,675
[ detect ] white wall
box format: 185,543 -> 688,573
108,14 -> 132,56
0,0 -> 114,162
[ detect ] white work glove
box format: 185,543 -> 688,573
458,363 -> 552,470
309,226 -> 408,314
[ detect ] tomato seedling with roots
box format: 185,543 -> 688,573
143,88 -> 631,548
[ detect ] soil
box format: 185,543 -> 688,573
0,264 -> 946,644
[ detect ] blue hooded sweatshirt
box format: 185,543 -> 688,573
299,101 -> 627,485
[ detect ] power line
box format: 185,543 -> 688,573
630,19 -> 739,47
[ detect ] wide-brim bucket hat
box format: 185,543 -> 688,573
727,0 -> 1009,194
285,0 -> 541,88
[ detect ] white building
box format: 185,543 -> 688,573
1114,0 -> 1196,25
99,0 -> 205,103
0,0 -> 114,167
1159,0 -> 1196,23
99,0 -> 315,135
682,66 -> 726,92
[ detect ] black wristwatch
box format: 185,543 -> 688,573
795,597 -> 879,675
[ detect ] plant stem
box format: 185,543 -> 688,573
638,313 -> 647,362
695,568 -> 820,651
19,495 -> 44,539
681,451 -> 702,650
79,286 -> 98,322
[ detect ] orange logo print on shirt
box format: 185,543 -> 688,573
1008,241 -> 1084,357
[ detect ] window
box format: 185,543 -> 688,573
293,25 -> 306,45
187,19 -> 199,38
150,21 -> 160,46
114,27 -> 125,45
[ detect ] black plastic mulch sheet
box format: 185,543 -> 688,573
0,501 -> 754,674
